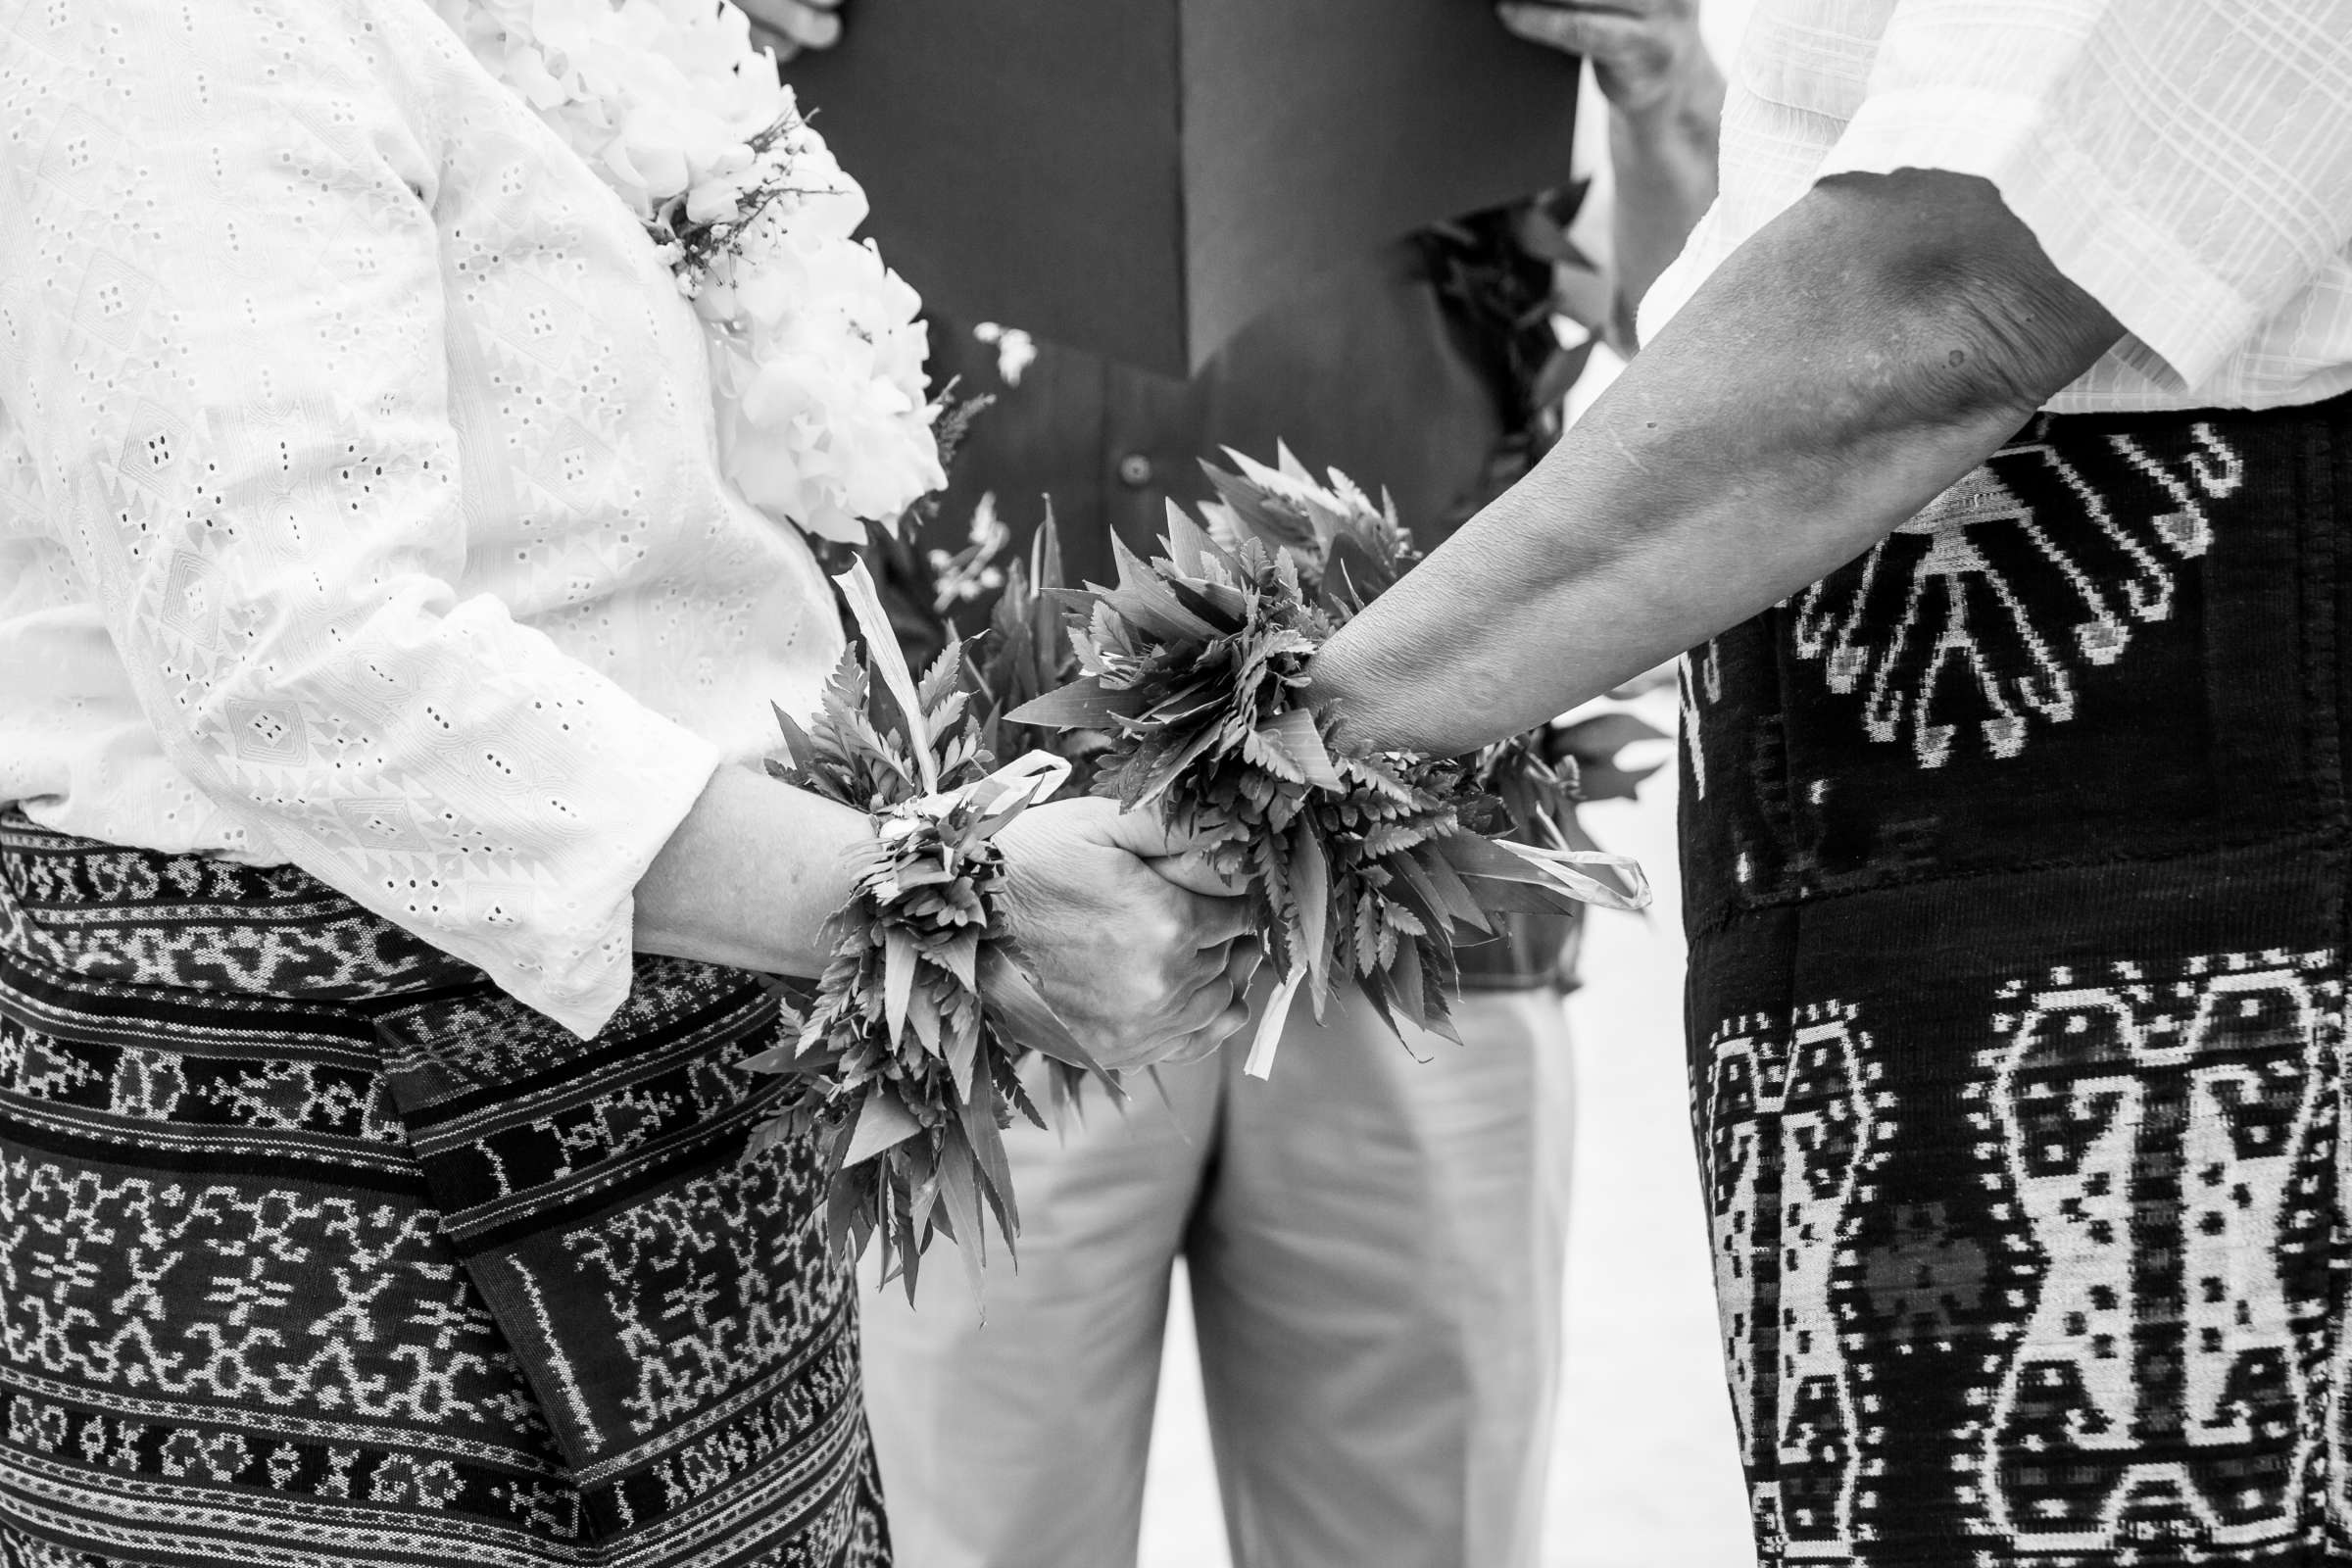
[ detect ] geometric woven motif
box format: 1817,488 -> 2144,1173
1683,390 -> 2352,1567
0,818 -> 888,1566
1788,420 -> 2237,772
1694,948 -> 2346,1566
1694,1001 -> 1887,1562
1972,950 -> 2337,1560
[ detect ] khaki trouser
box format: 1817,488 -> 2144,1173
859,984 -> 1576,1568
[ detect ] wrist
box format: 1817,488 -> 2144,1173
1311,631 -> 1439,758
1305,640 -> 1381,754
1609,47 -> 1725,142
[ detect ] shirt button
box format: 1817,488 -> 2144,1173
1116,453 -> 1154,488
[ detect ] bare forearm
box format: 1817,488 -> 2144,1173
1315,171 -> 2124,756
1609,54 -> 1723,324
633,763 -> 869,975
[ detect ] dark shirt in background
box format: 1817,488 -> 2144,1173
930,239 -> 1511,583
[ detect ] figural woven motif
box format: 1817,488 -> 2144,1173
1681,390 -> 2352,1564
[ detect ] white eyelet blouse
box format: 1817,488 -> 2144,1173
0,0 -> 856,1037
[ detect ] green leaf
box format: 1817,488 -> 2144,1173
1433,827 -> 1561,887
737,1042 -> 802,1075
1006,675 -> 1147,731
1259,707 -> 1345,792
1161,499 -> 1213,576
1105,532 -> 1220,642
1381,852 -> 1453,944
944,1007 -> 979,1099
916,638 -> 965,714
1411,839 -> 1494,935
1032,505 -> 1065,588
1465,876 -> 1583,915
1128,716 -> 1226,808
843,1085 -> 923,1166
1577,758 -> 1666,803
908,980 -> 945,1060
1163,573 -> 1250,626
883,926 -> 917,1048
1320,531 -> 1395,612
1290,829 -> 1330,995
960,1066 -> 1018,1245
1556,711 -> 1670,767
935,929 -> 980,995
772,700 -> 821,778
934,1127 -> 992,1292
975,945 -> 1102,1076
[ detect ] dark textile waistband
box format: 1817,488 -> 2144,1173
0,810 -> 481,1002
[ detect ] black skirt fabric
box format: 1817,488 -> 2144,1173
1682,391 -> 2352,1564
0,817 -> 887,1567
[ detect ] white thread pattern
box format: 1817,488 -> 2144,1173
1788,425 -> 2234,769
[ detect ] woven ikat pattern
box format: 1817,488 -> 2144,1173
1697,955 -> 2344,1562
1683,416 -> 2239,804
0,819 -> 886,1566
1683,391 -> 2352,1564
1978,954 -> 2335,1555
1696,1003 -> 1886,1557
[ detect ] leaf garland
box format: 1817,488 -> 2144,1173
1007,449 -> 1649,1074
747,562 -> 1103,1298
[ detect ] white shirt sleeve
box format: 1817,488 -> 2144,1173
0,5 -> 722,1036
1811,0 -> 2352,394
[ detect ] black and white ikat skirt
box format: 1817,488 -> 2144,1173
0,818 -> 888,1567
1683,389 -> 2352,1565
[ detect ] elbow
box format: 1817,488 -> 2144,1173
159,573 -> 456,799
1810,172 -> 2127,437
1883,261 -> 2099,431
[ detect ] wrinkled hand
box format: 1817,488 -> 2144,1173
998,798 -> 1259,1071
1495,0 -> 1706,116
738,0 -> 842,60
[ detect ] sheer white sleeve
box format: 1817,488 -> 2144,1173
1814,0 -> 2352,399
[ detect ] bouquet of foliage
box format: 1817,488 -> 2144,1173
1010,449 -> 1647,1075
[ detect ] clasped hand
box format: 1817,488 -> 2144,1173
736,0 -> 841,59
998,799 -> 1259,1072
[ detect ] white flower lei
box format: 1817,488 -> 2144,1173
436,0 -> 944,543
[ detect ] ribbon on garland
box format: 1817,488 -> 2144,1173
836,561 -> 1073,822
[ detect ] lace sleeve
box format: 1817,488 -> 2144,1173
0,0 -> 723,1036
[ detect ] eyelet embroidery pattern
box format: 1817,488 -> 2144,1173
435,0 -> 947,546
0,0 -> 853,1034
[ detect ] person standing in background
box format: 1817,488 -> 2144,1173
747,4 -> 1722,1565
